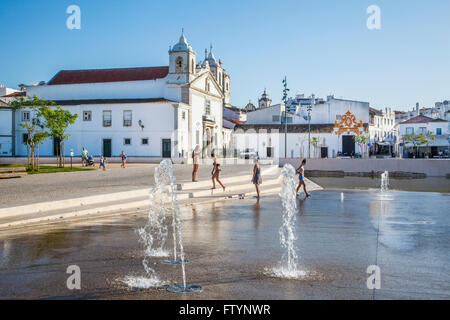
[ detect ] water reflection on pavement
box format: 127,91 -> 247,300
0,189 -> 448,299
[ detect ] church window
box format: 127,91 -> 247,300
191,59 -> 194,73
226,82 -> 229,91
176,57 -> 183,73
205,100 -> 211,115
205,79 -> 210,92
182,111 -> 186,120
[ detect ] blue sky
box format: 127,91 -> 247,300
0,0 -> 449,111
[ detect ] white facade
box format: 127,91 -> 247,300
369,107 -> 397,155
0,102 -> 13,156
395,101 -> 450,123
0,84 -> 19,104
397,115 -> 449,157
236,94 -> 370,159
246,96 -> 369,126
14,33 -> 230,158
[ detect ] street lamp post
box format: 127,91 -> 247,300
282,77 -> 290,159
307,94 -> 315,159
70,149 -> 74,170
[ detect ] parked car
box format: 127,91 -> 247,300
240,148 -> 258,159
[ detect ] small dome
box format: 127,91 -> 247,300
205,45 -> 218,66
244,101 -> 257,112
171,31 -> 193,52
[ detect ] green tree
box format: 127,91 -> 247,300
424,131 -> 436,157
353,134 -> 369,158
9,96 -> 50,171
40,105 -> 78,168
404,133 -> 433,158
310,137 -> 319,158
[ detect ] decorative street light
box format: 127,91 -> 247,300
307,94 -> 315,158
70,149 -> 74,170
282,77 -> 290,159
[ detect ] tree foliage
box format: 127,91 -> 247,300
404,132 -> 435,157
310,137 -> 319,158
9,95 -> 78,169
353,134 -> 369,157
40,106 -> 78,167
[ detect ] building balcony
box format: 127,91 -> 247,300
203,114 -> 216,123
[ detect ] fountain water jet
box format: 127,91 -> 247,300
160,159 -> 189,266
120,161 -> 174,289
341,192 -> 344,202
380,171 -> 389,192
156,160 -> 202,293
269,164 -> 306,279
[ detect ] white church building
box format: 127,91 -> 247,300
15,32 -> 230,159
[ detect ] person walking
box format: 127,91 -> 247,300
252,158 -> 262,199
192,145 -> 201,182
296,158 -> 310,198
211,152 -> 225,191
99,156 -> 107,171
120,151 -> 127,168
81,147 -> 89,167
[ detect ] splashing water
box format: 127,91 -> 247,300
167,160 -> 187,290
269,164 -> 306,279
341,192 -> 344,202
380,171 -> 389,192
119,161 -> 175,289
137,164 -> 171,258
160,160 -> 202,293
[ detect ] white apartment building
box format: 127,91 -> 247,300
368,107 -> 396,156
0,100 -> 13,156
0,84 -> 20,104
397,115 -> 449,158
395,101 -> 450,123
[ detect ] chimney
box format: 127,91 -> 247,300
415,102 -> 419,114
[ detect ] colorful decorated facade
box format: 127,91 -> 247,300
234,94 -> 370,159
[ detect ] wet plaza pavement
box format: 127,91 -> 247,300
0,189 -> 449,300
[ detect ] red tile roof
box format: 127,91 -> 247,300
399,115 -> 434,124
47,66 -> 169,85
1,91 -> 26,98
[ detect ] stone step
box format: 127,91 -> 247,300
0,166 -> 280,219
0,172 -> 27,179
183,176 -> 281,198
177,165 -> 280,191
0,167 -> 27,173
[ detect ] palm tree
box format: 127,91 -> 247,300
310,137 -> 319,158
353,134 -> 369,158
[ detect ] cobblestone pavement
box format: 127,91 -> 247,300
0,164 -> 255,208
